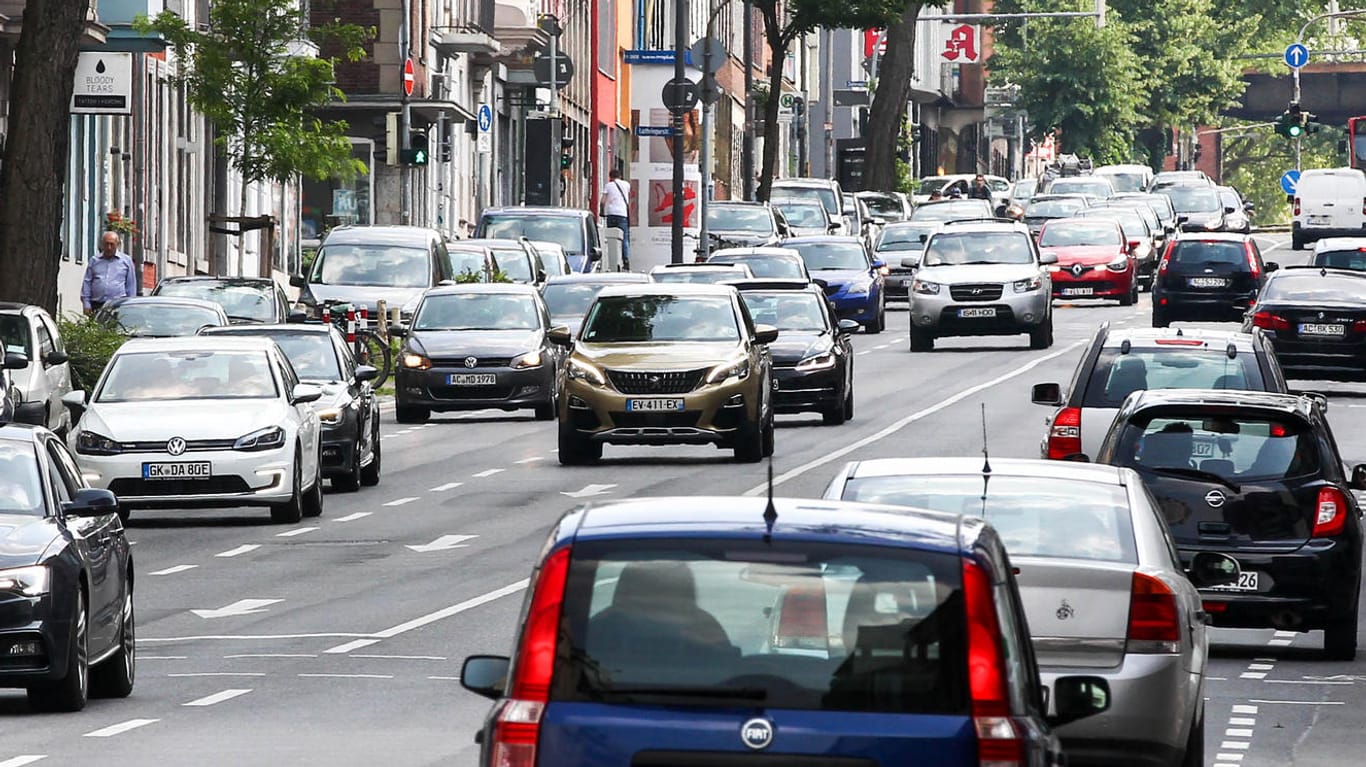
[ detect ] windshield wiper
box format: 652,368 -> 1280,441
594,684 -> 768,701
1145,466 -> 1240,493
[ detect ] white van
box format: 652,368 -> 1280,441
1293,167 -> 1366,249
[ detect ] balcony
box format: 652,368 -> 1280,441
433,0 -> 499,56
492,0 -> 547,57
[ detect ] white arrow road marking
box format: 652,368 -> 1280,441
383,496 -> 419,507
149,565 -> 197,576
472,468 -> 504,478
429,482 -> 464,492
215,544 -> 260,558
406,534 -> 478,553
183,689 -> 252,707
191,599 -> 283,619
333,512 -> 372,522
561,484 -> 618,498
0,757 -> 47,767
83,719 -> 159,738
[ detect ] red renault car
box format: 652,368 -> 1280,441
1040,218 -> 1138,306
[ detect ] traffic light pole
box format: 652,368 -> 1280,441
399,0 -> 411,224
670,0 -> 687,264
548,25 -> 560,199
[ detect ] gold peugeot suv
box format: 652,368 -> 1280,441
549,283 -> 778,464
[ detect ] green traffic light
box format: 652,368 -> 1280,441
1287,125 -> 1304,138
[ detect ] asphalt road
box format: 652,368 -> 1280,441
3,234 -> 1363,766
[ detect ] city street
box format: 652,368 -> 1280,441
2,235 -> 1363,766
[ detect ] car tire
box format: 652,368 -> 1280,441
302,461 -> 324,519
360,420 -> 381,487
395,403 -> 429,424
90,586 -> 135,699
733,416 -> 765,463
1292,230 -> 1305,250
844,388 -> 854,421
1028,316 -> 1053,350
1120,279 -> 1137,306
1324,614 -> 1358,661
557,420 -> 601,465
822,399 -> 848,425
333,439 -> 363,493
270,454 -> 304,524
1179,706 -> 1204,767
533,401 -> 556,421
28,590 -> 88,712
761,410 -> 775,458
909,328 -> 935,352
1153,307 -> 1171,328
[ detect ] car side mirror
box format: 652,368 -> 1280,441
1062,452 -> 1091,463
1177,215 -> 1189,224
547,326 -> 573,346
390,325 -> 407,338
1048,676 -> 1110,728
355,365 -> 379,383
900,256 -> 920,269
1351,464 -> 1366,491
870,217 -> 885,226
1264,261 -> 1279,273
3,352 -> 29,370
292,383 -> 323,405
870,259 -> 886,271
289,274 -> 307,289
753,323 -> 779,345
812,278 -> 828,290
590,247 -> 603,262
1187,551 -> 1241,588
63,488 -> 119,519
1244,201 -> 1255,212
919,233 -> 929,243
827,223 -> 840,233
43,350 -> 69,366
837,319 -> 861,334
1039,252 -> 1058,265
287,309 -> 309,324
1224,206 -> 1236,214
537,269 -> 547,283
460,655 -> 510,700
61,389 -> 88,414
1031,382 -> 1064,407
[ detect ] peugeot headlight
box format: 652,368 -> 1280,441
844,280 -> 872,297
234,426 -> 285,451
1106,256 -> 1130,273
75,430 -> 121,456
401,352 -> 432,370
1012,276 -> 1043,293
705,358 -> 751,384
0,565 -> 49,597
912,279 -> 941,295
566,358 -> 606,386
511,350 -> 543,369
795,352 -> 836,371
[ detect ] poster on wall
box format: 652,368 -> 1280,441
627,62 -> 702,272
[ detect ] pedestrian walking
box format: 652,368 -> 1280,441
82,231 -> 138,314
601,168 -> 632,269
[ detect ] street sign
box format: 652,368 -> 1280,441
533,53 -> 574,90
403,58 -> 415,96
662,77 -> 699,115
623,49 -> 675,65
698,72 -> 722,105
1280,169 -> 1301,195
635,125 -> 679,137
477,104 -> 493,133
689,37 -> 726,74
71,52 -> 133,115
846,80 -> 868,89
833,90 -> 869,107
1284,43 -> 1309,70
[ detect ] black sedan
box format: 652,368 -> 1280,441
734,280 -> 856,424
151,276 -> 302,324
1243,266 -> 1366,381
202,323 -> 382,490
96,296 -> 229,337
0,422 -> 134,711
541,273 -> 649,337
394,284 -> 565,423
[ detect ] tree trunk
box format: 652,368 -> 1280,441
0,0 -> 94,312
756,47 -> 786,202
863,2 -> 923,192
1138,126 -> 1169,175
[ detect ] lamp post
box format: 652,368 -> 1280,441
696,2 -> 728,262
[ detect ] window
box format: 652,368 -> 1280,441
35,321 -> 54,360
0,443 -> 45,516
1117,413 -> 1320,482
1081,349 -> 1265,408
598,0 -> 616,76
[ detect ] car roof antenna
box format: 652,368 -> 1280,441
981,403 -> 992,475
762,453 -> 778,542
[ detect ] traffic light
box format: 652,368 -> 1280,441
1276,103 -> 1305,139
401,131 -> 429,165
1305,111 -> 1322,134
1192,143 -> 1203,163
560,133 -> 574,170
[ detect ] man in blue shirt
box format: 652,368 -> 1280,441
82,231 -> 138,314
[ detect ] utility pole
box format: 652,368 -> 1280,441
548,21 -> 560,199
823,29 -> 833,179
742,0 -> 754,200
399,0 -> 411,224
671,0 -> 687,263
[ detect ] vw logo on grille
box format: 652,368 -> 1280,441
1205,489 -> 1226,508
464,357 -> 478,368
166,436 -> 187,456
740,718 -> 773,750
1070,263 -> 1086,277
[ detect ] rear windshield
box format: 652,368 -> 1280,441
708,206 -> 774,234
841,476 -> 1136,563
1048,179 -> 1112,197
1263,273 -> 1366,302
710,255 -> 803,278
156,282 -> 275,323
860,195 -> 906,221
1169,240 -> 1246,266
491,249 -> 535,283
773,185 -> 839,215
1098,172 -> 1146,193
651,268 -> 746,284
911,201 -> 992,221
1024,199 -> 1085,218
481,215 -> 585,255
1312,249 -> 1366,271
788,242 -> 869,271
877,226 -> 936,251
257,332 -> 341,381
776,202 -> 828,227
107,303 -> 223,336
1114,413 -> 1320,482
1082,349 -> 1266,407
542,283 -> 607,318
447,248 -> 490,280
1161,188 -> 1221,213
553,538 -> 969,715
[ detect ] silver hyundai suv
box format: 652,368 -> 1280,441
908,221 -> 1057,351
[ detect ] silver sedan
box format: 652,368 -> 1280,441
824,456 -> 1236,767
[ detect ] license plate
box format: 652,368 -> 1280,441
625,398 -> 685,412
1188,277 -> 1228,288
1299,323 -> 1345,336
1205,571 -> 1259,593
958,307 -> 997,318
1061,287 -> 1094,296
143,462 -> 211,479
447,373 -> 497,385
1308,215 -> 1332,226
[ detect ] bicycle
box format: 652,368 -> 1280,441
319,300 -> 394,389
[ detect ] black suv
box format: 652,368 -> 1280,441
1096,389 -> 1365,659
1152,233 -> 1277,326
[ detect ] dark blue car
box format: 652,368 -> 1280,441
461,496 -> 1109,766
782,236 -> 888,333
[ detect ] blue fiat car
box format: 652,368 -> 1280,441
460,497 -> 1109,766
782,236 -> 888,333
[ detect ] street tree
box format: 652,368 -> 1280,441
0,0 -> 95,311
136,0 -> 369,268
753,0 -> 904,201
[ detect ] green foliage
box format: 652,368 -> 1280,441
1221,124 -> 1342,228
452,268 -> 513,284
135,2 -> 371,187
57,314 -> 128,391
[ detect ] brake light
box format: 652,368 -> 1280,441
1157,242 -> 1173,277
773,582 -> 829,651
1293,197 -> 1301,216
1245,244 -> 1261,279
1154,338 -> 1204,346
1126,571 -> 1181,652
493,547 -> 571,767
963,559 -> 1023,767
1046,407 -> 1082,460
1362,197 -> 1366,216
1313,487 -> 1349,537
1251,311 -> 1290,331
1354,319 -> 1366,334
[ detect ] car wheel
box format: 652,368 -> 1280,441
1179,706 -> 1204,767
843,388 -> 854,421
333,438 -> 362,493
270,454 -> 304,524
733,416 -> 765,463
90,585 -> 135,698
1153,307 -> 1171,328
821,399 -> 848,426
28,589 -> 88,712
395,403 -> 429,424
1324,613 -> 1357,661
1028,315 -> 1053,350
1292,230 -> 1305,250
533,401 -> 556,421
761,410 -> 775,457
909,328 -> 934,352
302,460 -> 325,519
360,420 -> 381,487
1120,279 -> 1137,306
557,420 -> 601,465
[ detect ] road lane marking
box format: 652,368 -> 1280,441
324,639 -> 381,654
855,350 -> 872,356
276,527 -> 319,537
1219,742 -> 1250,751
0,757 -> 47,767
429,482 -> 464,492
1248,699 -> 1345,705
1248,663 -> 1274,671
427,675 -> 462,681
1231,705 -> 1258,714
168,672 -> 267,677
745,339 -> 1088,495
383,496 -> 419,507
1264,679 -> 1351,685
298,673 -> 394,679
143,632 -> 373,643
373,579 -> 530,640
515,457 -> 543,464
406,534 -> 478,552
138,656 -> 187,660
149,565 -> 197,576
1230,717 -> 1256,726
223,653 -> 317,659
83,719 -> 160,738
472,468 -> 504,478
183,689 -> 252,707
1225,728 -> 1254,738
191,598 -> 282,619
1240,672 -> 1266,679
215,544 -> 260,558
333,512 -> 372,522
351,654 -> 447,661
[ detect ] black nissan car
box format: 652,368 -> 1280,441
733,280 -> 857,424
1242,266 -> 1366,382
1152,233 -> 1276,326
1096,389 -> 1365,660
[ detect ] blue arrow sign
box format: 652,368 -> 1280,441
1284,43 -> 1309,70
477,104 -> 493,132
1280,169 -> 1301,195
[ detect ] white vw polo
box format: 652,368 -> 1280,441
64,336 -> 324,524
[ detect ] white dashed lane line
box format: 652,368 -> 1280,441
276,527 -> 319,537
324,639 -> 381,654
183,689 -> 253,707
382,496 -> 419,507
429,482 -> 464,492
83,719 -> 160,738
333,512 -> 372,522
0,757 -> 47,767
149,564 -> 197,576
472,468 -> 504,478
215,544 -> 260,558
515,456 -> 543,464
168,672 -> 267,678
297,673 -> 393,679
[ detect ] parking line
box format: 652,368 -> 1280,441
429,482 -> 464,492
333,512 -> 372,522
472,468 -> 504,478
183,689 -> 252,707
276,527 -> 319,537
149,565 -> 197,576
0,757 -> 46,767
83,719 -> 160,738
383,497 -> 419,507
215,545 -> 260,558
